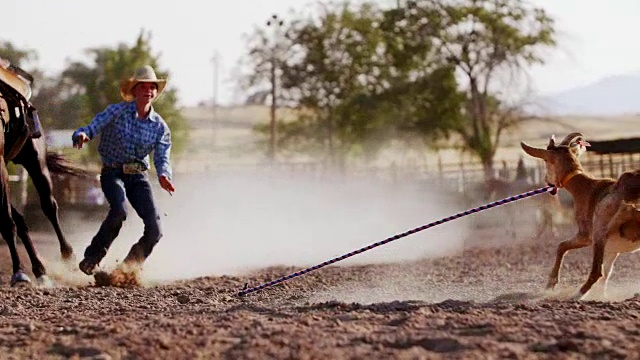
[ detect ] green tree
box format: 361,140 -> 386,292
30,76 -> 89,129
246,2 -> 401,167
241,12 -> 297,162
61,30 -> 188,163
367,5 -> 466,148
410,0 -> 556,176
245,2 -> 465,167
280,2 -> 385,167
0,41 -> 37,67
242,0 -> 555,172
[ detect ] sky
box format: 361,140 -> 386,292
3,0 -> 640,107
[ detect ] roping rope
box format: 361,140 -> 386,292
238,185 -> 555,297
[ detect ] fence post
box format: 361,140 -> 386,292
18,165 -> 28,212
608,154 -> 614,178
437,154 -> 443,188
459,159 -> 466,194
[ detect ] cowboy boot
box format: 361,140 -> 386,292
122,243 -> 145,270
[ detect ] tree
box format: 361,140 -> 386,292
409,0 -> 556,176
61,30 -> 188,162
0,41 -> 37,67
245,2 -> 465,167
246,2 -> 407,167
242,0 -> 555,173
241,13 -> 297,161
280,2 -> 387,167
369,5 -> 466,148
30,76 -> 90,129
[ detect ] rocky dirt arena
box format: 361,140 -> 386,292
1,174 -> 640,359
0,223 -> 639,359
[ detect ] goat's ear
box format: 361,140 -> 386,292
521,141 -> 549,160
546,135 -> 556,150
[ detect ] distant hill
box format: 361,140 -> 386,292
537,74 -> 640,116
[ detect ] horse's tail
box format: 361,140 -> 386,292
46,151 -> 96,179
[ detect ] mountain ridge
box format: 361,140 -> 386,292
536,73 -> 640,116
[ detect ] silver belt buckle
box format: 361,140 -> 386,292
122,162 -> 145,174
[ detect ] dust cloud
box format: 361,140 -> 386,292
56,170 -> 471,284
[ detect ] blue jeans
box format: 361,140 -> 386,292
83,167 -> 162,264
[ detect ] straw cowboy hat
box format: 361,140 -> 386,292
119,65 -> 167,102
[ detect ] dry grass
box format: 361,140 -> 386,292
176,105 -> 640,173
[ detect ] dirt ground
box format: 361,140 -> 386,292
0,219 -> 639,360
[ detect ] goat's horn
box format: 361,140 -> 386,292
521,141 -> 549,160
558,132 -> 584,146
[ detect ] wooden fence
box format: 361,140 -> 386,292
245,151 -> 640,195
418,152 -> 640,195
8,167 -> 28,211
7,151 -> 640,207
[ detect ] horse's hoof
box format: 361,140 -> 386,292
10,271 -> 32,287
35,275 -> 55,288
78,258 -> 99,276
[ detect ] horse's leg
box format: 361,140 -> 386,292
0,157 -> 30,286
11,205 -> 50,285
19,145 -> 74,261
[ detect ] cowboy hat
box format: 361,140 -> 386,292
119,65 -> 167,102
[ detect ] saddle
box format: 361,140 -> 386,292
0,59 -> 41,138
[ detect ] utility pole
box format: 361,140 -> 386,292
211,51 -> 220,149
266,14 -> 284,162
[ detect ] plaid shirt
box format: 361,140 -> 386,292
72,101 -> 172,180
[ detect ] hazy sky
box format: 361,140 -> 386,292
3,0 -> 640,107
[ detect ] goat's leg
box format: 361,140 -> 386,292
583,207 -> 633,299
575,237 -> 607,300
590,251 -> 619,300
547,232 -> 590,289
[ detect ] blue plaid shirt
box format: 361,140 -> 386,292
72,101 -> 172,180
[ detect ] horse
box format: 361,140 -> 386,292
0,74 -> 50,286
11,132 -> 95,262
1,64 -> 92,286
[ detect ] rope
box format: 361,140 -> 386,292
238,185 -> 555,296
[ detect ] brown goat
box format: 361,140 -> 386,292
521,132 -> 640,300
